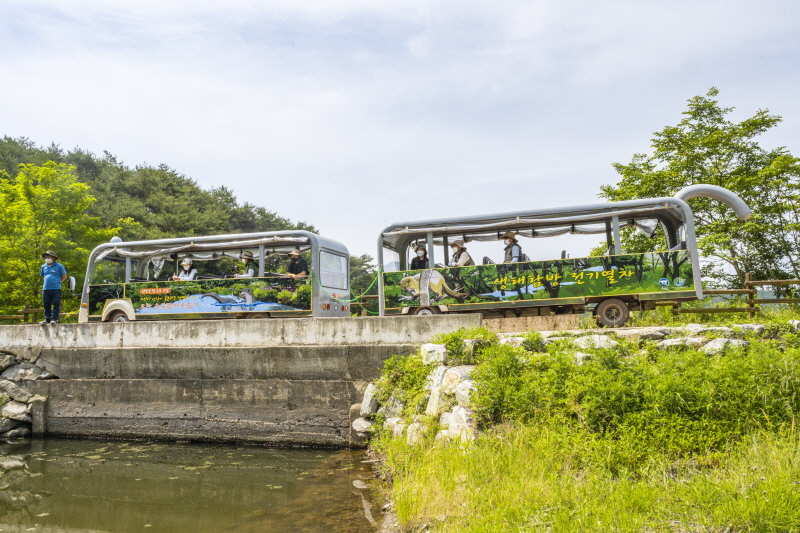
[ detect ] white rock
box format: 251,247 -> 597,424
499,336 -> 525,346
613,327 -> 670,341
377,395 -> 404,418
702,338 -> 750,355
573,335 -> 619,350
0,355 -> 18,373
383,417 -> 406,439
682,324 -> 734,336
420,343 -> 448,365
425,387 -> 443,416
0,380 -> 33,403
454,380 -> 476,407
575,352 -> 592,365
448,406 -> 476,442
360,383 -> 379,417
1,363 -> 45,382
435,430 -> 451,443
1,401 -> 30,423
441,366 -> 475,394
351,418 -> 375,437
731,324 -> 766,334
424,365 -> 448,391
656,336 -> 708,349
406,422 -> 426,446
439,412 -> 452,428
790,320 -> 800,332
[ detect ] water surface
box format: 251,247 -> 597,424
0,439 -> 383,533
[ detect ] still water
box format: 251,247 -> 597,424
0,439 -> 384,533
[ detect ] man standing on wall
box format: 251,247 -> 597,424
40,250 -> 66,324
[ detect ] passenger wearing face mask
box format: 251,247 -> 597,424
39,250 -> 67,324
410,245 -> 429,270
448,240 -> 474,267
502,232 -> 523,264
172,258 -> 198,281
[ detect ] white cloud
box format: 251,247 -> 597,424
1,0 -> 798,259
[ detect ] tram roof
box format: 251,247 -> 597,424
88,230 -> 348,263
379,197 -> 691,252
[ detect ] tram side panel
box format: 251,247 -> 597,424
382,250 -> 696,315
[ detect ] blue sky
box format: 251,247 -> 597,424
2,0 -> 798,262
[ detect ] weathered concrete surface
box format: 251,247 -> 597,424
1,315 -> 480,447
0,315 -> 481,351
483,315 -> 580,333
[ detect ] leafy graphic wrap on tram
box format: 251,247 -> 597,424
382,250 -> 693,310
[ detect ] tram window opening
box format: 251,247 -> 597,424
320,251 -> 348,289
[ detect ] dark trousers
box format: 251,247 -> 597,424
42,289 -> 62,322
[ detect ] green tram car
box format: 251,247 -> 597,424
78,231 -> 350,323
376,185 -> 751,327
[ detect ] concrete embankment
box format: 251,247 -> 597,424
0,315 -> 480,447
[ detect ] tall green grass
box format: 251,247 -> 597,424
373,320 -> 800,532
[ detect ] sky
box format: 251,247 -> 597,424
1,0 -> 798,265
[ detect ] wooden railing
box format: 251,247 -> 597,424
0,303 -> 68,324
657,273 -> 800,318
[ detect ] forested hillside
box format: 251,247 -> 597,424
0,137 -> 316,240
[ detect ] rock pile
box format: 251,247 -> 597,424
0,351 -> 56,440
351,345 -> 479,447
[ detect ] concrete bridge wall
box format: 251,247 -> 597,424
0,315 -> 481,447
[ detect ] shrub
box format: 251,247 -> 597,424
430,326 -> 498,363
374,353 -> 432,417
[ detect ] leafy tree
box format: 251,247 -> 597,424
600,88 -> 800,288
0,162 -> 119,313
349,253 -> 379,314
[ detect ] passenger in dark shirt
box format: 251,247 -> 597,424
410,245 -> 429,270
286,249 -> 308,280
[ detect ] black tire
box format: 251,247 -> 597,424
247,313 -> 269,319
414,307 -> 440,316
108,311 -> 130,323
595,298 -> 629,327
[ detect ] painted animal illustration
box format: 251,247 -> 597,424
201,293 -> 239,311
238,287 -> 256,306
399,271 -> 468,302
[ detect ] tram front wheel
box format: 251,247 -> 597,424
108,311 -> 130,323
414,307 -> 440,316
595,298 -> 629,328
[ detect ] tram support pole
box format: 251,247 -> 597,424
612,216 -> 621,256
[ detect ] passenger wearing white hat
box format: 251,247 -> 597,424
286,249 -> 308,280
448,240 -> 474,268
172,258 -> 198,281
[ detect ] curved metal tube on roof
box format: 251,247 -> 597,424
674,184 -> 751,220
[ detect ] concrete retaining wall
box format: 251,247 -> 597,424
2,315 -> 481,446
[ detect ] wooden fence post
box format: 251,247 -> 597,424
745,272 -> 755,319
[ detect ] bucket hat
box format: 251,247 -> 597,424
181,258 -> 193,266
289,249 -> 301,256
240,250 -> 254,260
41,250 -> 58,259
501,231 -> 517,240
450,239 -> 465,248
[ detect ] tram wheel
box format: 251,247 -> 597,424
108,311 -> 130,323
414,307 -> 440,316
247,313 -> 269,319
595,298 -> 629,328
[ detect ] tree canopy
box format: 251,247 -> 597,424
0,162 -> 118,312
600,88 -> 800,287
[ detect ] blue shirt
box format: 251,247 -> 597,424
40,261 -> 67,291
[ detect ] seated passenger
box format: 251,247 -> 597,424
286,249 -> 308,280
448,240 -> 474,267
234,250 -> 255,278
410,245 -> 429,270
173,258 -> 198,281
501,232 -> 523,264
